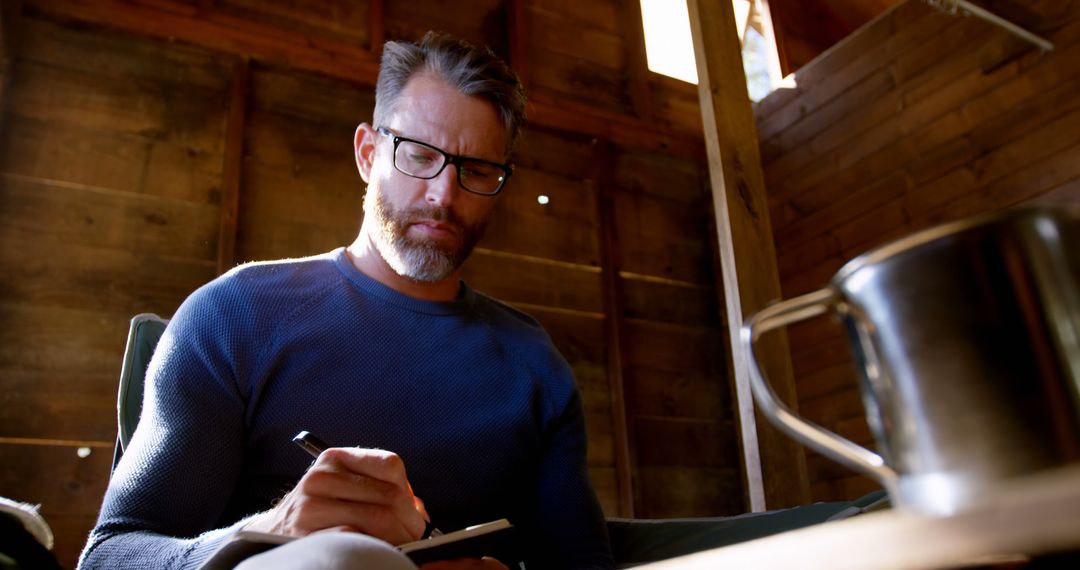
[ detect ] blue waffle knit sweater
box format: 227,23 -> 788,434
79,248 -> 613,569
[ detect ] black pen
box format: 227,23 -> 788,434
292,430 -> 442,539
292,430 -> 330,459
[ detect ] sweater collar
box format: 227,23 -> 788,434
331,247 -> 474,315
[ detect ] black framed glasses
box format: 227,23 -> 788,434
376,126 -> 513,196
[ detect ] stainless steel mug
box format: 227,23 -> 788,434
742,207 -> 1080,515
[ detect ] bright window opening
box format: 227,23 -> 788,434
640,0 -> 787,102
640,0 -> 698,84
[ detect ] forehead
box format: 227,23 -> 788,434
385,73 -> 508,161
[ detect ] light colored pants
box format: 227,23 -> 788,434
234,532 -> 420,570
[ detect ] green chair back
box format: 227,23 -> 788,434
111,313 -> 168,471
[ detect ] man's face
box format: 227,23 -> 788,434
355,73 -> 508,283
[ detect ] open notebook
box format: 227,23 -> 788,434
200,518 -> 519,569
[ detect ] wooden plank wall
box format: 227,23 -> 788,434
0,1 -> 736,566
755,0 -> 1080,503
610,147 -> 740,516
769,0 -> 902,74
0,15 -> 229,567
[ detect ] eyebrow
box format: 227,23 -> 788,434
379,126 -> 507,164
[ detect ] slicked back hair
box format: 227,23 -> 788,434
373,32 -> 527,157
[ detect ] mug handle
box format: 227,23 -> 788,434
740,287 -> 900,494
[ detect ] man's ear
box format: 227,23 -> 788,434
354,123 -> 378,183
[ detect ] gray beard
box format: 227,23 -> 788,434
368,190 -> 485,283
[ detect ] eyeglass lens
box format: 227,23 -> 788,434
393,140 -> 505,195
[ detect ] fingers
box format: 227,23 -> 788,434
413,495 -> 431,523
324,447 -> 411,489
302,448 -> 427,542
299,465 -> 417,535
249,447 -> 428,544
281,494 -> 418,545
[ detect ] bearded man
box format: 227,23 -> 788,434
79,32 -> 614,570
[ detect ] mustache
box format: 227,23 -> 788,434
399,204 -> 465,231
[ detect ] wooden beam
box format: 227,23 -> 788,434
26,0 -> 382,86
528,91 -> 705,160
25,0 -> 705,160
592,139 -> 637,517
687,0 -> 810,511
0,436 -> 113,448
620,0 -> 653,121
217,57 -> 249,276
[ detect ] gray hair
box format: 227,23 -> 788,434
373,32 -> 527,156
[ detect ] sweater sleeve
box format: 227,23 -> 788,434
78,282 -> 254,569
529,353 -> 615,569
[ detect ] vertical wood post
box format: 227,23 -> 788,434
508,0 -> 530,89
620,0 -> 653,121
369,0 -> 385,55
687,0 -> 810,511
216,57 -> 249,276
593,139 -> 636,517
0,0 -> 22,133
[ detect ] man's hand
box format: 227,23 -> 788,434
245,447 -> 428,545
420,558 -> 509,569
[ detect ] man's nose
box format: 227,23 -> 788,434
425,164 -> 460,206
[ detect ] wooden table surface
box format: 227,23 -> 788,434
637,465 -> 1080,569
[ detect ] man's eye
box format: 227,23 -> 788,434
462,163 -> 497,179
461,167 -> 491,180
408,153 -> 436,165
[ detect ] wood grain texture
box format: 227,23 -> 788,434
508,0 -> 529,87
0,175 -> 220,261
593,139 -> 636,516
25,0 -> 382,85
0,302 -> 129,440
0,442 -> 113,570
1,0 -> 739,552
1,114 -> 223,205
588,466 -> 620,516
636,466 -> 744,518
214,0 -> 371,47
384,0 -> 505,55
767,0 -> 905,75
527,48 -> 629,116
0,238 -> 212,315
613,190 -> 715,284
0,0 -> 21,133
368,0 -> 383,53
756,0 -> 1080,504
620,276 -> 719,327
627,366 -> 731,421
618,0 -> 651,121
216,57 -> 248,275
689,0 -> 810,511
463,252 -> 603,314
648,76 -> 703,134
249,64 -> 375,124
23,0 -> 708,159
